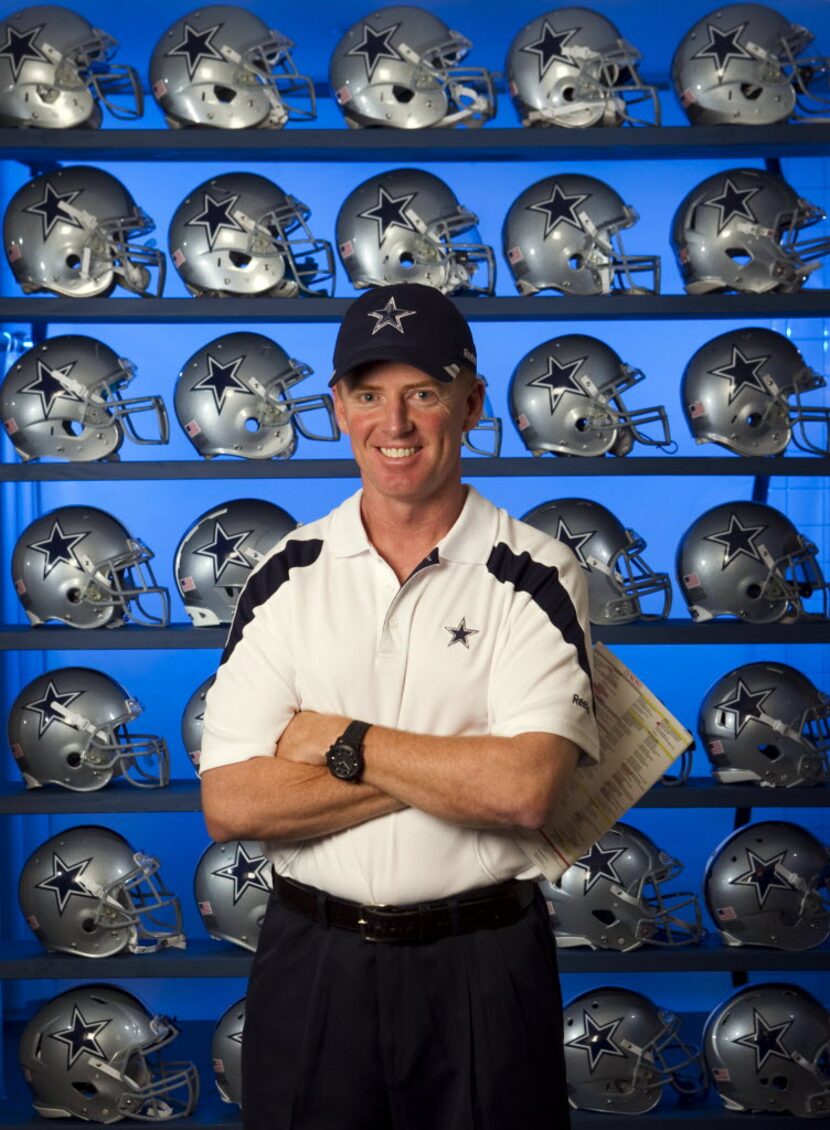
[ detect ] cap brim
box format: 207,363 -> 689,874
329,345 -> 456,387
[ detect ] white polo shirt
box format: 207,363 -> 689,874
200,486 -> 599,905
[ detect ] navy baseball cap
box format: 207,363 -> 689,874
330,283 -> 478,387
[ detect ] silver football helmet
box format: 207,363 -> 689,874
181,675 -> 215,772
329,5 -> 495,129
683,327 -> 830,456
337,168 -> 495,295
194,840 -> 272,952
1,334 -> 169,462
19,825 -> 186,957
671,167 -> 830,295
12,505 -> 170,629
699,661 -> 830,787
150,5 -> 315,130
564,986 -> 707,1114
542,821 -> 704,951
212,997 -> 245,1106
8,667 -> 169,791
673,4 -> 830,126
522,497 -> 672,623
704,820 -> 830,950
4,166 -> 165,298
0,4 -> 143,128
503,173 -> 660,295
704,983 -> 830,1117
677,500 -> 829,623
168,172 -> 334,298
509,333 -> 672,457
20,985 -> 199,1122
506,8 -> 660,128
175,331 -> 339,460
175,498 -> 297,627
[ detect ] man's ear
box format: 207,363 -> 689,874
332,383 -> 350,436
464,377 -> 486,431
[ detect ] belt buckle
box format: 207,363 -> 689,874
357,904 -> 384,943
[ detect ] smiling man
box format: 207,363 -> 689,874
199,282 -> 599,1130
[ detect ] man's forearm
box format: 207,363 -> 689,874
201,756 -> 403,843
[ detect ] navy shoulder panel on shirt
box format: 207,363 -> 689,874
486,541 -> 592,688
220,538 -> 323,666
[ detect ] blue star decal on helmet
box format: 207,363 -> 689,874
732,847 -> 798,908
691,22 -> 753,77
358,185 -> 419,246
20,359 -> 81,419
554,517 -> 595,569
573,839 -> 626,892
704,512 -> 767,570
566,1010 -> 628,1072
23,680 -> 83,738
528,354 -> 588,410
444,617 -> 479,648
529,182 -> 591,238
23,181 -> 83,241
708,346 -> 771,404
192,353 -> 251,413
703,176 -> 761,235
0,21 -> 47,82
734,1009 -> 795,1070
35,850 -> 95,914
521,20 -> 580,80
212,842 -> 271,905
346,21 -> 403,79
51,1005 -> 111,1068
368,296 -> 417,335
186,191 -> 246,251
193,520 -> 254,583
28,519 -> 90,579
715,678 -> 775,736
166,21 -> 224,81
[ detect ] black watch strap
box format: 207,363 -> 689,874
340,720 -> 371,750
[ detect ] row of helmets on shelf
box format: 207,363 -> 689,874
13,818 -> 830,954
5,162 -> 830,299
7,494 -> 829,628
16,978 -> 830,1120
7,655 -> 830,793
1,3 -> 829,130
2,325 -> 830,463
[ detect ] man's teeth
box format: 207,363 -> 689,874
380,447 -> 417,458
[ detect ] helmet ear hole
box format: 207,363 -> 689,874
592,908 -> 616,926
214,85 -> 236,104
757,744 -> 782,762
228,251 -> 252,269
72,1082 -> 98,1098
726,249 -> 751,265
392,86 -> 414,104
741,84 -> 763,101
244,418 -> 260,433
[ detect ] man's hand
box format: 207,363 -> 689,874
277,711 -> 350,767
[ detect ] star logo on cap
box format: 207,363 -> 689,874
35,851 -> 95,914
554,517 -> 595,568
691,22 -> 753,77
734,1009 -> 795,1071
212,842 -> 271,905
346,21 -> 403,79
445,617 -> 479,648
732,846 -> 798,907
166,21 -> 224,81
23,680 -> 83,738
566,1011 -> 627,1072
521,20 -> 580,80
368,296 -> 417,335
28,519 -> 90,579
358,185 -> 419,246
714,678 -> 774,735
709,346 -> 770,404
703,176 -> 761,235
529,182 -> 590,238
192,353 -> 251,412
20,359 -> 82,419
186,191 -> 247,251
704,512 -> 767,569
0,22 -> 48,82
51,1005 -> 111,1069
23,181 -> 83,242
193,520 -> 254,583
573,840 -> 626,892
528,354 -> 588,410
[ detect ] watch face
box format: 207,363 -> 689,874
328,742 -> 360,780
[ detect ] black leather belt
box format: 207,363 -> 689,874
274,874 -> 537,944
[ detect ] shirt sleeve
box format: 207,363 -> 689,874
488,544 -> 600,765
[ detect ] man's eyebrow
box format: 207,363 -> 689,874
349,380 -> 440,392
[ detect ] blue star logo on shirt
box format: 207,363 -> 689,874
212,843 -> 271,905
445,617 -> 479,648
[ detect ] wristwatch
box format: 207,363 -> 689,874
326,720 -> 371,782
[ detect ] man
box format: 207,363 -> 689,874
200,282 -> 599,1129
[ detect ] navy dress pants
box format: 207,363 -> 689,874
241,884 -> 571,1130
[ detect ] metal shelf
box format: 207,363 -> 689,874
0,456 -> 826,482
4,123 -> 830,163
0,778 -> 826,815
2,293 -> 830,324
1,620 -> 829,650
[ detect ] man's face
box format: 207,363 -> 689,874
333,361 -> 484,508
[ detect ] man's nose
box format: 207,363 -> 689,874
381,395 -> 414,434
